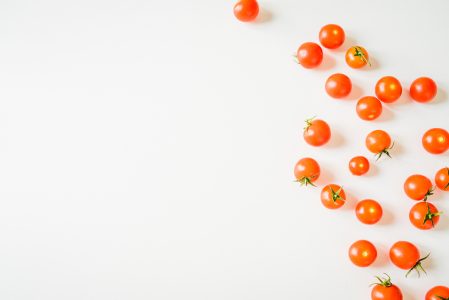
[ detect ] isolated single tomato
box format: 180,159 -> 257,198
294,157 -> 320,186
233,0 -> 259,22
355,199 -> 383,225
435,167 -> 449,191
410,77 -> 437,103
375,76 -> 402,103
345,46 -> 370,68
371,274 -> 403,300
356,96 -> 383,121
365,130 -> 393,159
349,156 -> 370,176
325,73 -> 352,98
422,128 -> 449,154
319,24 -> 345,49
409,201 -> 441,230
321,184 -> 345,209
303,117 -> 331,146
426,286 -> 449,300
403,174 -> 433,201
348,240 -> 377,267
389,241 -> 429,277
296,42 -> 323,69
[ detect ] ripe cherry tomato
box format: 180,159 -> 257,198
303,117 -> 331,146
375,76 -> 402,103
345,46 -> 370,68
325,73 -> 352,98
349,156 -> 370,176
365,130 -> 393,159
426,286 -> 449,300
422,128 -> 449,154
435,167 -> 449,191
321,184 -> 345,209
355,199 -> 383,225
371,274 -> 403,300
389,241 -> 429,277
410,77 -> 437,103
294,157 -> 320,186
403,174 -> 433,201
356,96 -> 383,121
296,42 -> 323,69
319,24 -> 345,49
348,240 -> 377,267
233,0 -> 259,22
409,201 -> 441,230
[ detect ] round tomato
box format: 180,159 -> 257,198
233,0 -> 259,22
321,184 -> 345,209
349,156 -> 370,176
319,24 -> 345,49
348,240 -> 377,267
303,118 -> 331,146
356,96 -> 383,121
389,241 -> 429,277
409,201 -> 441,230
410,77 -> 437,103
371,274 -> 403,300
365,130 -> 393,159
435,167 -> 449,191
375,76 -> 402,103
345,46 -> 370,68
296,42 -> 323,69
426,286 -> 449,300
294,157 -> 320,186
355,199 -> 383,225
325,73 -> 352,98
422,128 -> 449,154
403,174 -> 433,201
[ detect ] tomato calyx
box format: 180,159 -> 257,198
370,273 -> 393,287
422,187 -> 435,201
445,167 -> 449,189
353,46 -> 371,67
303,116 -> 317,132
295,175 -> 317,187
422,202 -> 442,227
405,253 -> 430,278
330,186 -> 344,203
436,296 -> 449,300
375,142 -> 394,161
292,53 -> 300,64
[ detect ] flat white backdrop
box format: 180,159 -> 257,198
0,0 -> 448,299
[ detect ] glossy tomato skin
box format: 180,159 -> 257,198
348,240 -> 377,267
425,286 -> 449,300
345,46 -> 369,68
375,76 -> 402,103
233,0 -> 259,22
294,157 -> 320,185
403,174 -> 433,201
297,42 -> 323,69
356,199 -> 383,225
409,202 -> 440,230
356,96 -> 383,120
303,119 -> 331,146
435,167 -> 449,191
410,77 -> 437,103
371,284 -> 403,300
325,73 -> 352,98
389,241 -> 420,270
321,184 -> 345,209
349,156 -> 370,176
319,24 -> 345,49
365,130 -> 392,155
422,128 -> 449,154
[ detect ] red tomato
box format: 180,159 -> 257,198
233,0 -> 259,22
365,130 -> 393,159
319,24 -> 345,49
389,241 -> 429,277
409,201 -> 441,230
303,118 -> 331,146
375,76 -> 402,103
321,184 -> 345,209
325,73 -> 352,98
296,42 -> 323,69
293,157 -> 320,186
435,167 -> 449,191
348,240 -> 377,267
345,46 -> 370,68
371,274 -> 403,300
426,286 -> 449,300
349,156 -> 370,176
403,174 -> 433,201
355,199 -> 383,225
356,96 -> 383,121
410,77 -> 437,103
422,128 -> 449,154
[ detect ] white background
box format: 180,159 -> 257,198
0,0 -> 448,299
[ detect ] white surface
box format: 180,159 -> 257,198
0,0 -> 448,299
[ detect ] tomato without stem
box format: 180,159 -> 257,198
403,174 -> 433,201
371,274 -> 403,300
410,77 -> 437,103
435,167 -> 449,191
325,73 -> 352,98
422,128 -> 449,154
303,117 -> 331,146
356,96 -> 383,121
426,286 -> 449,300
346,46 -> 370,68
389,241 -> 429,277
409,201 -> 441,230
321,184 -> 345,209
356,199 -> 383,225
375,76 -> 402,103
296,42 -> 323,69
349,156 -> 370,176
348,240 -> 377,267
233,0 -> 259,22
294,157 -> 320,186
319,24 -> 345,49
365,130 -> 393,160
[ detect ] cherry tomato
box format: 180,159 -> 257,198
345,46 -> 370,68
294,157 -> 320,186
389,241 -> 429,277
355,199 -> 383,225
303,117 -> 331,146
321,184 -> 345,209
349,156 -> 370,176
348,240 -> 377,267
426,286 -> 449,300
371,274 -> 403,300
409,201 -> 441,230
410,77 -> 437,103
356,96 -> 383,121
233,0 -> 259,22
403,174 -> 433,201
422,128 -> 449,154
325,73 -> 352,98
375,76 -> 402,103
296,42 -> 323,69
365,130 -> 393,159
435,167 -> 449,191
319,24 -> 345,49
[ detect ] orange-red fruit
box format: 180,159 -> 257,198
303,119 -> 331,146
409,202 -> 440,230
233,0 -> 259,22
371,282 -> 403,300
348,240 -> 377,267
422,128 -> 449,154
389,241 -> 420,270
356,96 -> 383,120
325,73 -> 352,98
296,42 -> 323,69
410,77 -> 437,103
321,184 -> 345,209
319,24 -> 345,49
355,199 -> 383,225
426,286 -> 449,300
403,174 -> 433,201
435,167 -> 449,191
293,157 -> 320,185
345,46 -> 369,69
375,76 -> 402,103
349,156 -> 370,176
365,130 -> 392,154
